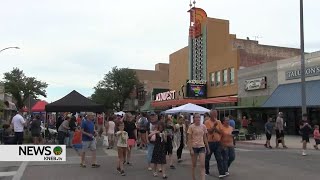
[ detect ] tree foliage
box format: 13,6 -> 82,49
2,68 -> 48,110
91,67 -> 139,111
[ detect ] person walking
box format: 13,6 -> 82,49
11,111 -> 26,145
275,112 -> 287,148
105,116 -> 116,149
116,122 -> 128,176
30,115 -> 42,144
187,113 -> 209,180
264,117 -> 273,149
220,117 -> 235,177
80,112 -> 100,168
204,109 -> 225,178
58,116 -> 70,145
165,116 -> 176,169
151,122 -> 168,179
146,112 -> 158,171
68,114 -> 77,147
300,113 -> 312,156
176,115 -> 187,163
124,113 -> 137,165
313,125 -> 320,150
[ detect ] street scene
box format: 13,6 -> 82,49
1,0 -> 320,180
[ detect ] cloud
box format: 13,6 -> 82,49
1,0 -> 320,102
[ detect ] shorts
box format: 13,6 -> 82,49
128,139 -> 136,147
139,130 -> 146,134
302,135 -> 309,143
192,147 -> 205,154
276,130 -> 284,139
32,133 -> 41,138
315,139 -> 320,145
266,133 -> 272,140
117,147 -> 127,158
82,140 -> 97,152
165,142 -> 173,155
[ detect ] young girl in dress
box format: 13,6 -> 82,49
115,122 -> 128,176
151,122 -> 168,179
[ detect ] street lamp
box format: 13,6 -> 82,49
0,47 -> 20,53
300,0 -> 307,115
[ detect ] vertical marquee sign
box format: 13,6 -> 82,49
188,5 -> 207,81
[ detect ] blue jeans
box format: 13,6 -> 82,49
147,143 -> 155,163
221,147 -> 235,173
205,141 -> 224,175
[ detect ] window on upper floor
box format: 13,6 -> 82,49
229,67 -> 235,84
215,71 -> 221,87
223,69 -> 228,85
209,72 -> 215,86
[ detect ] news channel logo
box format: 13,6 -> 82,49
0,145 -> 66,161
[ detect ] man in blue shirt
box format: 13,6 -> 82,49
80,112 -> 100,168
228,115 -> 236,129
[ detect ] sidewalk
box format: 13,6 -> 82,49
238,135 -> 317,149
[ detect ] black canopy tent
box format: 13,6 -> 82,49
45,90 -> 104,112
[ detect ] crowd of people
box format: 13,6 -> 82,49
5,109 -> 320,179
102,109 -> 235,179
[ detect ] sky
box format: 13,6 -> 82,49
0,0 -> 319,102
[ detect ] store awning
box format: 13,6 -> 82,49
4,101 -> 17,111
262,80 -> 320,108
151,96 -> 238,108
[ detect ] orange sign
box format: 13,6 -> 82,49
188,7 -> 207,38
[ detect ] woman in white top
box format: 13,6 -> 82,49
115,122 -> 128,176
105,116 -> 116,149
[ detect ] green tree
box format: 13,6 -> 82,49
92,67 -> 139,111
2,68 -> 48,110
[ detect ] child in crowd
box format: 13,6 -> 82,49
313,125 -> 320,150
116,122 -> 129,176
151,122 -> 168,179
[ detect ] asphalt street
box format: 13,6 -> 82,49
1,144 -> 320,180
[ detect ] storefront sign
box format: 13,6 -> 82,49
186,80 -> 207,84
245,77 -> 266,91
286,65 -> 320,80
155,91 -> 176,102
186,80 -> 207,98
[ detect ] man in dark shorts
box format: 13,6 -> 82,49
30,115 -> 42,144
264,117 -> 273,149
300,113 -> 312,156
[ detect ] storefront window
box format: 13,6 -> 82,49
229,67 -> 235,84
210,72 -> 215,86
215,71 -> 221,86
223,69 -> 228,85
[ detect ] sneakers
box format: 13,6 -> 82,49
170,165 -> 176,169
148,167 -> 152,171
302,151 -> 307,156
91,164 -> 100,168
314,145 -> 319,150
117,167 -> 121,174
153,172 -> 158,177
162,175 -> 168,179
120,170 -> 126,176
225,172 -> 230,176
177,159 -> 183,163
219,175 -> 227,178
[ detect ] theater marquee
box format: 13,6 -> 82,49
155,91 -> 176,102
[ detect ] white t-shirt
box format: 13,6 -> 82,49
107,121 -> 115,134
11,114 -> 25,132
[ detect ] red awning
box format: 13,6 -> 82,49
151,96 -> 238,108
31,100 -> 48,112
